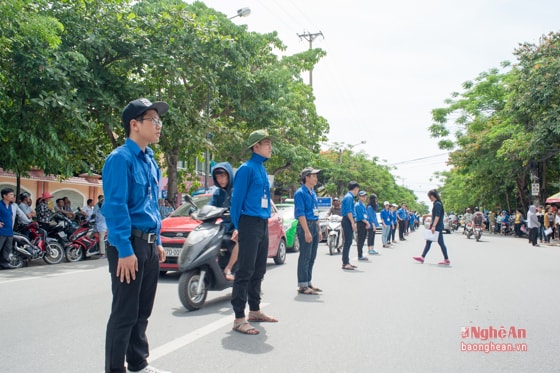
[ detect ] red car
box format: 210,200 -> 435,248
159,194 -> 287,272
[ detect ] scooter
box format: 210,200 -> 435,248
464,221 -> 474,239
10,222 -> 65,268
64,217 -> 103,262
177,204 -> 234,311
327,215 -> 343,255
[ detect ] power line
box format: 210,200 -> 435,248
387,152 -> 450,166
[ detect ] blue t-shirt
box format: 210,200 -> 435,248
102,138 -> 162,258
354,201 -> 368,222
294,185 -> 318,221
230,153 -> 271,229
341,191 -> 355,218
431,200 -> 445,231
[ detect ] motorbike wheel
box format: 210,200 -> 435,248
292,235 -> 300,252
178,270 -> 207,311
467,232 -> 472,239
274,238 -> 286,265
43,241 -> 64,264
65,245 -> 84,262
8,251 -> 25,269
328,236 -> 336,255
476,233 -> 481,242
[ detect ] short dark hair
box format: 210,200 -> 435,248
87,199 -> 93,205
348,181 -> 360,191
1,188 -> 14,198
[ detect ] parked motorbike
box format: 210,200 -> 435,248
327,215 -> 343,255
10,222 -> 65,267
177,205 -> 234,311
44,212 -> 78,247
64,217 -> 103,262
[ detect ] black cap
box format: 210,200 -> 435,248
122,98 -> 169,130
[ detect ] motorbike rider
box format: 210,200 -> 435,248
463,208 -> 473,234
472,207 -> 485,229
448,211 -> 458,230
327,197 -> 342,217
208,162 -> 237,281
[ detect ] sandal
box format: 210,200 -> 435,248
232,321 -> 259,335
342,264 -> 355,270
247,310 -> 278,322
297,286 -> 319,295
224,271 -> 235,281
309,285 -> 323,292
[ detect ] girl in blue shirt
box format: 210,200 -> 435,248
354,191 -> 370,261
366,194 -> 380,254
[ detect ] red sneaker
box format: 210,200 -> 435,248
438,259 -> 451,265
413,256 -> 424,263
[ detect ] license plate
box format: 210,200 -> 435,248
164,247 -> 182,257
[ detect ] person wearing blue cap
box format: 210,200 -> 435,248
102,98 -> 171,373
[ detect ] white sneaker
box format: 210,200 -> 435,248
127,366 -> 172,373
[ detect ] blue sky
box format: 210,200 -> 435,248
201,0 -> 560,204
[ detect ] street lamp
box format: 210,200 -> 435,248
229,7 -> 251,19
348,140 -> 367,149
203,8 -> 251,192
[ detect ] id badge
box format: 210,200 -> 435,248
313,208 -> 319,217
261,197 -> 268,208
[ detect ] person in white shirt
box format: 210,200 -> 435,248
81,199 -> 95,220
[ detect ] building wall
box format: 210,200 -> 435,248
0,170 -> 103,211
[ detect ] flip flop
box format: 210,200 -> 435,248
247,311 -> 278,322
232,321 -> 259,335
342,264 -> 354,270
298,287 -> 319,295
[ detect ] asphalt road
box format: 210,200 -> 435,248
1,228 -> 559,373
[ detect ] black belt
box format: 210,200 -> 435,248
131,229 -> 157,244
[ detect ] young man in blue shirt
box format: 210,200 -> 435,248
397,203 -> 408,241
341,181 -> 360,270
354,191 -> 371,261
102,98 -> 170,373
380,201 -> 392,248
230,129 -> 278,335
294,167 -> 322,295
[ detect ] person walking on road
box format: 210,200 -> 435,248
230,129 -> 278,335
527,205 -> 540,247
294,167 -> 322,295
413,189 -> 450,265
341,181 -> 360,270
102,98 -> 170,373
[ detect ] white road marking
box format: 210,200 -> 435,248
150,303 -> 270,362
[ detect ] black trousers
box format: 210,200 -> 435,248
0,235 -> 13,268
231,215 -> 268,319
105,238 -> 160,373
529,227 -> 538,246
356,221 -> 367,258
367,228 -> 376,247
398,220 -> 406,240
341,216 -> 353,265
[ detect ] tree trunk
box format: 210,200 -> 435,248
165,146 -> 180,208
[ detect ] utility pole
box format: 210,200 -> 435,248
297,31 -> 324,86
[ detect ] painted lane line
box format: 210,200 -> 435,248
150,303 -> 270,362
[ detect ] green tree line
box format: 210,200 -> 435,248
429,32 -> 560,214
0,0 -> 425,213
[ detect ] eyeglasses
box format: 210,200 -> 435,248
137,116 -> 163,127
